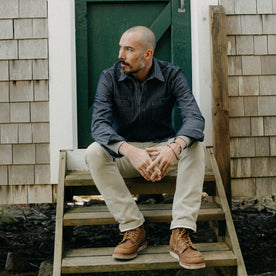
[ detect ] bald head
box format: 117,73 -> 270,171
123,26 -> 156,51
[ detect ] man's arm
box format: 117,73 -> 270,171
173,70 -> 205,141
91,72 -> 126,148
146,69 -> 204,180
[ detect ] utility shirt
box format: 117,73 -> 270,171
91,58 -> 205,157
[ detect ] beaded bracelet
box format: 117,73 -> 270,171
167,144 -> 179,160
171,141 -> 183,153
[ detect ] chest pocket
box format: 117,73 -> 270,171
148,96 -> 173,119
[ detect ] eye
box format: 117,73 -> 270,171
126,47 -> 133,52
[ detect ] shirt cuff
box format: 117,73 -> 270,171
177,136 -> 194,148
105,141 -> 125,155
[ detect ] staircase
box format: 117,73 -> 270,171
53,147 -> 247,275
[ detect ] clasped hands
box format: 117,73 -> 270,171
120,143 -> 181,182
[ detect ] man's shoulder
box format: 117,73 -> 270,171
155,58 -> 182,72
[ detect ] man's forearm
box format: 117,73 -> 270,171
119,142 -> 135,157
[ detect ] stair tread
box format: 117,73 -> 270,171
63,203 -> 225,226
61,243 -> 237,273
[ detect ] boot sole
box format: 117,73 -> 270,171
113,241 -> 147,260
169,250 -> 206,270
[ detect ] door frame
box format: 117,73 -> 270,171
49,0 -> 219,184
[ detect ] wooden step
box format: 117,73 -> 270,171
61,242 -> 237,274
64,168 -> 216,196
63,203 -> 225,226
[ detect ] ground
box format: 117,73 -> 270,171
0,199 -> 275,275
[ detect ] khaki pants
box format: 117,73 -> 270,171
85,139 -> 205,232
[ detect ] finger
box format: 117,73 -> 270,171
145,148 -> 160,156
161,164 -> 172,178
150,168 -> 161,181
146,158 -> 160,172
147,150 -> 160,156
158,159 -> 167,172
146,146 -> 161,151
139,168 -> 151,181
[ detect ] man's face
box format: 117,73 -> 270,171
118,32 -> 146,75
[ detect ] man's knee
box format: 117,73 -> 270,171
85,142 -> 111,169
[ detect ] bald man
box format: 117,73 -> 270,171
85,26 -> 206,269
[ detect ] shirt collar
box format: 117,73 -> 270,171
118,58 -> 165,82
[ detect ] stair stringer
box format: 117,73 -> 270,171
206,147 -> 247,276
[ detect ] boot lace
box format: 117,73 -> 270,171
178,228 -> 193,248
121,228 -> 140,245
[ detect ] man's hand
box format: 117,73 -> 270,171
146,144 -> 180,179
119,143 -> 161,181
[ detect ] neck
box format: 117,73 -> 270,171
133,59 -> 153,83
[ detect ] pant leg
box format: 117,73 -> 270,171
85,142 -> 144,232
168,142 -> 205,232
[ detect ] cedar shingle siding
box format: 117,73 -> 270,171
222,0 -> 276,198
0,0 -> 51,203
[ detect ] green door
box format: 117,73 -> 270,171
76,0 -> 191,148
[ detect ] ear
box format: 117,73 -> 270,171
144,49 -> 154,60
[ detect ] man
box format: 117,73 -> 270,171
85,26 -> 206,269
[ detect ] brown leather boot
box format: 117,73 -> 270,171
113,225 -> 147,260
169,228 -> 205,269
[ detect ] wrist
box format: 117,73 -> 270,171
169,142 -> 182,156
118,142 -> 133,156
167,144 -> 179,160
174,137 -> 187,150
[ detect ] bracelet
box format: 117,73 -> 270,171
171,141 -> 183,153
167,144 -> 179,160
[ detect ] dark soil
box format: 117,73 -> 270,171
232,210 -> 276,275
0,203 -> 275,275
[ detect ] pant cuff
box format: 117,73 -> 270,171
119,217 -> 145,232
170,220 -> 197,233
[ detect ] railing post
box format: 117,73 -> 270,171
209,6 -> 231,206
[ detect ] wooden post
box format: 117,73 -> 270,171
209,6 -> 231,205
53,151 -> 67,276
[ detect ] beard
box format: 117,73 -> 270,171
120,67 -> 142,76
120,58 -> 145,75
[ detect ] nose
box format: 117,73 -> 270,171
118,48 -> 125,60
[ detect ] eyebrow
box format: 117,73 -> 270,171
119,44 -> 135,50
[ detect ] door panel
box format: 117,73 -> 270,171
76,0 -> 191,147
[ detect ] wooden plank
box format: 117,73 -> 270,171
65,202 -> 220,213
150,2 -> 171,42
63,204 -> 225,226
61,244 -> 237,273
206,148 -> 247,276
171,0 -> 192,85
53,151 -> 67,276
64,242 -> 231,257
210,6 -> 231,204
